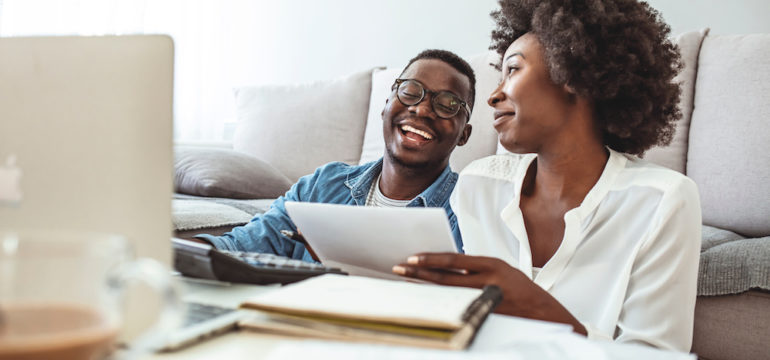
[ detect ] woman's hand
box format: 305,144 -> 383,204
392,253 -> 587,336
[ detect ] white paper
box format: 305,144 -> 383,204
469,314 -> 573,350
264,334 -> 696,360
284,202 -> 458,278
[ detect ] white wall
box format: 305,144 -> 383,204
232,0 -> 499,86
252,0 -> 770,86
644,0 -> 770,36
199,0 -> 770,141
2,0 -> 767,142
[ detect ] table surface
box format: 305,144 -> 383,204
143,276 -> 695,360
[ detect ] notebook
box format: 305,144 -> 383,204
0,35 -> 174,265
239,274 -> 502,350
284,201 -> 459,280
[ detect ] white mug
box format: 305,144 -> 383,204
0,230 -> 182,360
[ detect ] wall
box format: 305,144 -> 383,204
255,0 -> 770,85
644,0 -> 770,36
233,0 -> 499,85
2,0 -> 768,142
221,0 -> 770,141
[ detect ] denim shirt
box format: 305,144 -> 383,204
197,158 -> 463,263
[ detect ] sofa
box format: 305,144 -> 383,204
171,29 -> 770,360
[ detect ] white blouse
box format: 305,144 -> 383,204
451,149 -> 701,352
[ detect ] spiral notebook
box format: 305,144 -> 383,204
238,274 -> 502,350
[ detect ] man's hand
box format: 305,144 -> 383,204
392,253 -> 587,336
282,229 -> 320,262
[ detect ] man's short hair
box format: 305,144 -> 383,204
400,49 -> 476,115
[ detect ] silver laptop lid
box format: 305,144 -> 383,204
0,35 -> 174,266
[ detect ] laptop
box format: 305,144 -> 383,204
0,35 -> 241,351
0,35 -> 174,265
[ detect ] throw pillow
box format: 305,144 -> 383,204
687,33 -> 770,237
643,28 -> 710,174
233,68 -> 377,181
454,50 -> 502,169
359,67 -> 402,165
174,147 -> 292,199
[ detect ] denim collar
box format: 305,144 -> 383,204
345,158 -> 457,207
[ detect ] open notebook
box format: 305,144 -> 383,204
238,274 -> 502,350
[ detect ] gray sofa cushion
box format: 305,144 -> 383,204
699,226 -> 770,296
692,291 -> 770,360
701,225 -> 745,251
687,34 -> 770,237
174,148 -> 293,199
233,68 -> 375,182
643,29 -> 709,174
359,67 -> 399,166
172,194 -> 273,231
450,50 -> 501,170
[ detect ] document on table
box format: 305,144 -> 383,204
284,202 -> 458,280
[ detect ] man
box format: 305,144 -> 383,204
196,49 -> 475,262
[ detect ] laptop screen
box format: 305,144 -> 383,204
0,35 -> 175,266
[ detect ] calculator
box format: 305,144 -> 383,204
172,238 -> 347,285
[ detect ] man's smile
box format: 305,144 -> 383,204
397,123 -> 435,147
400,124 -> 434,140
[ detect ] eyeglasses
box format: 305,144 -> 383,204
392,79 -> 471,119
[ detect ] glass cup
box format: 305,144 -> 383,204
0,230 -> 181,360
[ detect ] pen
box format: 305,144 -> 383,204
280,230 -> 304,242
281,230 -> 319,261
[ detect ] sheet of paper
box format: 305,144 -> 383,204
469,314 -> 573,350
284,202 -> 458,278
264,334 -> 696,360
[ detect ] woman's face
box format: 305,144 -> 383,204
488,33 -> 574,154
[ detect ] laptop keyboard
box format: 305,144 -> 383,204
183,302 -> 236,327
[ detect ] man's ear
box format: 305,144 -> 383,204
457,123 -> 472,146
381,98 -> 389,118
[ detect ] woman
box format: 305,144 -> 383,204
392,0 -> 701,351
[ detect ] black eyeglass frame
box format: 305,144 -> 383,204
392,78 -> 471,119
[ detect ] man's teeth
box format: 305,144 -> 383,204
401,125 -> 433,140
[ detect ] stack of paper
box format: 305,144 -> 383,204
238,274 -> 502,350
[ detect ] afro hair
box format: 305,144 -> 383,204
490,0 -> 683,155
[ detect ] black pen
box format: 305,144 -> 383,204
280,230 -> 304,242
281,230 -> 319,261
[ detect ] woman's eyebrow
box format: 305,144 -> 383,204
504,52 -> 526,62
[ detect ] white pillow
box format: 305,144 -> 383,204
643,28 -> 710,173
359,67 -> 402,165
233,68 -> 377,181
688,32 -> 770,237
451,50 -> 502,169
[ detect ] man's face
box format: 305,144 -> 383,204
381,59 -> 472,170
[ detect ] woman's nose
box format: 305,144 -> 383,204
488,82 -> 505,107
